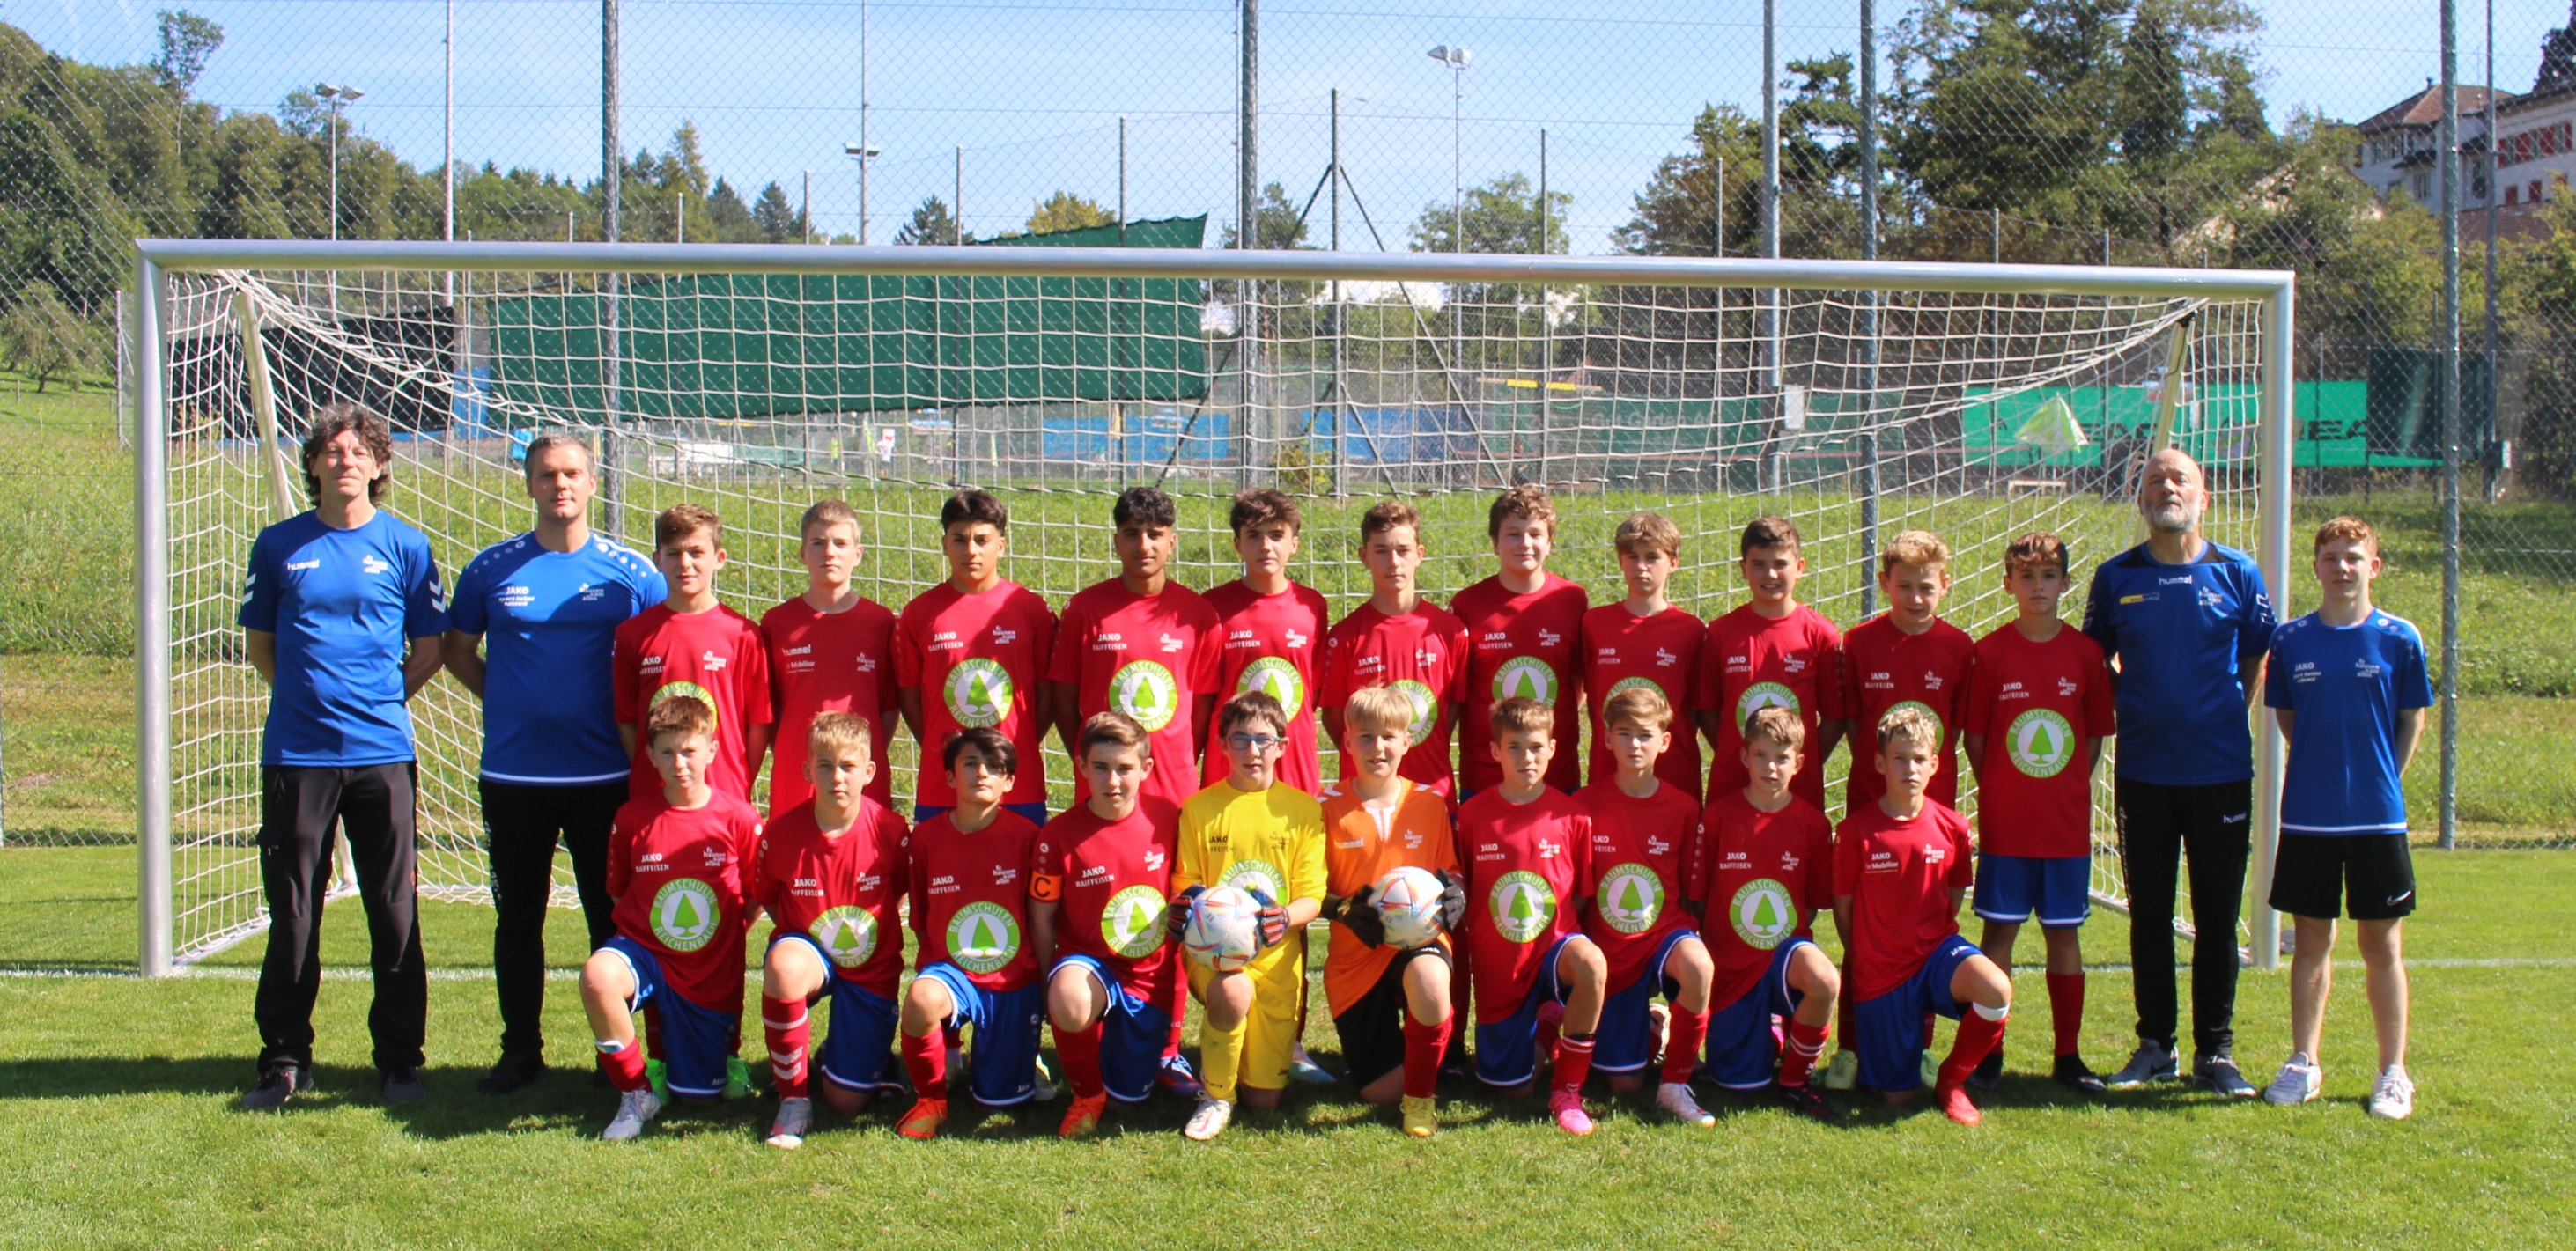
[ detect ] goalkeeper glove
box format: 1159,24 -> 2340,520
1339,887 -> 1386,949
1433,870 -> 1468,932
1246,887 -> 1290,951
1167,885 -> 1206,940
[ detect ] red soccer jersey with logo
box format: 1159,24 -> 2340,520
907,808 -> 1044,991
754,798 -> 910,997
1581,603 -> 1706,799
611,603 -> 775,803
1964,623 -> 2117,858
1451,574 -> 1590,794
1050,580 -> 1224,814
1031,799 -> 1180,1006
606,791 -> 764,1011
1842,614 -> 1975,810
1202,580 -> 1332,792
1696,603 -> 1851,810
1694,791 -> 1834,1010
1833,798 -> 1974,1003
891,580 -> 1055,808
1456,787 -> 1594,1023
1320,600 -> 1471,798
762,595 -> 899,815
1575,780 -> 1701,992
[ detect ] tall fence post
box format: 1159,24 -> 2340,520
2439,0 -> 2463,850
135,254 -> 173,978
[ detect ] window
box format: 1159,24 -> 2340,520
2533,179 -> 2546,202
2508,183 -> 2521,204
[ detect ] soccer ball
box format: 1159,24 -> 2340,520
1183,886 -> 1262,973
1372,866 -> 1448,950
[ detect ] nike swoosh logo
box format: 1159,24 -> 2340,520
2386,891 -> 2412,907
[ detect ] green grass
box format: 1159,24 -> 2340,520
1,845 -> 2569,1246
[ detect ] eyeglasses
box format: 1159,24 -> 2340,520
1225,732 -> 1282,753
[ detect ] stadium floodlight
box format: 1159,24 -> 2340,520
127,239 -> 2297,975
845,143 -> 882,244
314,85 -> 364,244
1427,47 -> 1470,254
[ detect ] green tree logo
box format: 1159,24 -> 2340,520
1730,878 -> 1797,949
2007,708 -> 2078,778
1391,680 -> 1439,747
1102,884 -> 1167,958
1735,681 -> 1799,732
1595,863 -> 1665,934
1111,660 -> 1181,732
945,901 -> 1023,974
1492,658 -> 1560,706
1488,870 -> 1558,944
810,905 -> 878,968
1238,657 -> 1306,717
944,659 -> 1014,728
649,878 -> 722,953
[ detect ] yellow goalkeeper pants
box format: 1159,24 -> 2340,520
1187,944 -> 1304,1102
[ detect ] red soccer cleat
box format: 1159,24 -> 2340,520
897,1095 -> 948,1140
1059,1093 -> 1108,1139
1933,1080 -> 1982,1126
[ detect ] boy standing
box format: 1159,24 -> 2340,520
2261,517 -> 2431,1121
893,490 -> 1056,826
612,504 -> 774,803
1697,517 -> 1851,813
1321,502 -> 1471,799
1962,532 -> 2117,1093
1451,485 -> 1589,798
764,501 -> 899,814
1051,486 -> 1223,817
1581,512 -> 1705,798
1842,531 -> 1974,813
579,695 -> 766,1140
1203,488 -> 1332,793
1456,697 -> 1609,1135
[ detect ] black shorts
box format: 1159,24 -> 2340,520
1332,946 -> 1450,1091
2270,833 -> 2416,921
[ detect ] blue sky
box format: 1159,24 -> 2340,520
24,1 -> 2565,253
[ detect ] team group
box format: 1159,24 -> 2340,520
233,402 -> 2432,1146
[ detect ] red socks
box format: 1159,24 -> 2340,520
1940,1008 -> 2007,1087
1401,1013 -> 1451,1100
901,1027 -> 948,1100
763,996 -> 810,1099
1662,1006 -> 1710,1086
1554,1034 -> 1595,1094
1056,1019 -> 1106,1100
1778,1018 -> 1829,1087
596,1039 -> 648,1093
2048,972 -> 2086,1057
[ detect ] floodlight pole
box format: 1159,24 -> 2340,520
1331,89 -> 1346,497
1240,0 -> 1260,478
861,0 -> 871,244
1856,0 -> 1882,615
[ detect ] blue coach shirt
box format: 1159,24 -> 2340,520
2264,610 -> 2433,835
2081,540 -> 2277,787
448,532 -> 666,785
239,511 -> 449,768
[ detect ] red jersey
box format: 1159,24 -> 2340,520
1456,787 -> 1594,1023
907,809 -> 1044,991
1452,574 -> 1590,793
606,791 -> 764,1011
1202,580 -> 1332,792
1833,798 -> 1974,1002
891,580 -> 1055,808
1694,791 -> 1834,1010
762,595 -> 899,814
1320,600 -> 1470,798
754,798 -> 910,997
1842,614 -> 1975,809
1580,603 -> 1706,799
1697,604 -> 1851,810
1575,780 -> 1701,992
1048,579 -> 1223,814
1030,800 -> 1179,1007
1964,623 -> 2116,858
611,603 -> 774,802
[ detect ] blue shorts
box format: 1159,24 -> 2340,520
1706,938 -> 1815,1090
1052,954 -> 1175,1105
1473,934 -> 1578,1089
1852,934 -> 1982,1093
599,936 -> 739,1100
770,932 -> 903,1093
1593,929 -> 1700,1075
917,962 -> 1047,1106
1974,853 -> 2093,928
914,802 -> 1051,828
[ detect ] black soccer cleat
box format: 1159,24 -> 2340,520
380,1066 -> 427,1104
239,1063 -> 315,1110
477,1050 -> 549,1095
1771,1080 -> 1843,1123
2053,1054 -> 2108,1094
1967,1048 -> 2004,1092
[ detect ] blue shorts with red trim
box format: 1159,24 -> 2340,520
1852,934 -> 1982,1093
1593,928 -> 1700,1075
1473,935 -> 1578,1089
769,931 -> 903,1093
1051,954 -> 1173,1105
1705,938 -> 1816,1090
599,935 -> 739,1099
917,961 -> 1046,1106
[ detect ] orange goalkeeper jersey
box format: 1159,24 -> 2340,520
1318,778 -> 1460,1018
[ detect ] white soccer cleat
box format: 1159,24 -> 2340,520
1184,1095 -> 1234,1141
1655,1081 -> 1716,1128
764,1096 -> 812,1149
1821,1049 -> 1859,1091
602,1087 -> 662,1141
2262,1055 -> 2321,1106
2367,1066 -> 2415,1121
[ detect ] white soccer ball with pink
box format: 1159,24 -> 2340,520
1372,865 -> 1448,950
1184,886 -> 1263,973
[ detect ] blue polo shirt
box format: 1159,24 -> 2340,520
2081,540 -> 2276,787
449,532 -> 666,785
239,511 -> 449,768
2264,610 -> 2433,835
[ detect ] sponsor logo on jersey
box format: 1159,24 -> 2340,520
809,905 -> 878,968
1391,679 -> 1438,747
361,554 -> 391,576
2005,707 -> 2078,778
649,877 -> 722,953
285,559 -> 321,572
1605,675 -> 1669,710
945,901 -> 1023,974
1283,629 -> 1309,650
1237,656 -> 1305,717
1595,862 -> 1666,934
1735,681 -> 1799,731
698,650 -> 728,672
1729,877 -> 1797,949
1111,659 -> 1181,732
943,658 -> 1013,727
1487,870 -> 1558,944
1219,857 -> 1287,901
1102,883 -> 1166,959
1492,656 -> 1559,706
1537,628 -> 1562,648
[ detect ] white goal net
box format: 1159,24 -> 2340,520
133,241 -> 2292,970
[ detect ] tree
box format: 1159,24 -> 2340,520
753,180 -> 801,243
2,283 -> 103,391
1613,105 -> 1766,257
1025,190 -> 1112,235
1406,173 -> 1569,254
151,10 -> 224,92
1217,182 -> 1311,250
895,195 -> 970,245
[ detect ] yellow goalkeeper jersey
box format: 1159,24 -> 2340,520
1175,779 -> 1329,973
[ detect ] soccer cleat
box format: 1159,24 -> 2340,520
1548,1086 -> 1595,1137
1968,1047 -> 2004,1092
2107,1041 -> 2179,1090
645,1058 -> 670,1102
2366,1065 -> 2415,1121
2053,1054 -> 2108,1095
1059,1093 -> 1108,1139
1919,1051 -> 1940,1091
1157,1054 -> 1205,1100
380,1066 -> 426,1104
1184,1095 -> 1234,1141
602,1087 -> 663,1141
1030,1054 -> 1058,1103
897,1095 -> 948,1141
2195,1052 -> 2258,1099
1932,1080 -> 1982,1126
765,1096 -> 813,1149
2262,1054 -> 2322,1106
1771,1080 -> 1843,1123
1821,1049 -> 1859,1091
238,1063 -> 314,1111
1646,1002 -> 1672,1066
1288,1044 -> 1337,1085
1655,1081 -> 1716,1128
725,1055 -> 756,1100
1399,1094 -> 1438,1138
476,1050 -> 547,1095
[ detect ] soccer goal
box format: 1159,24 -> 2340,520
129,239 -> 2294,975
